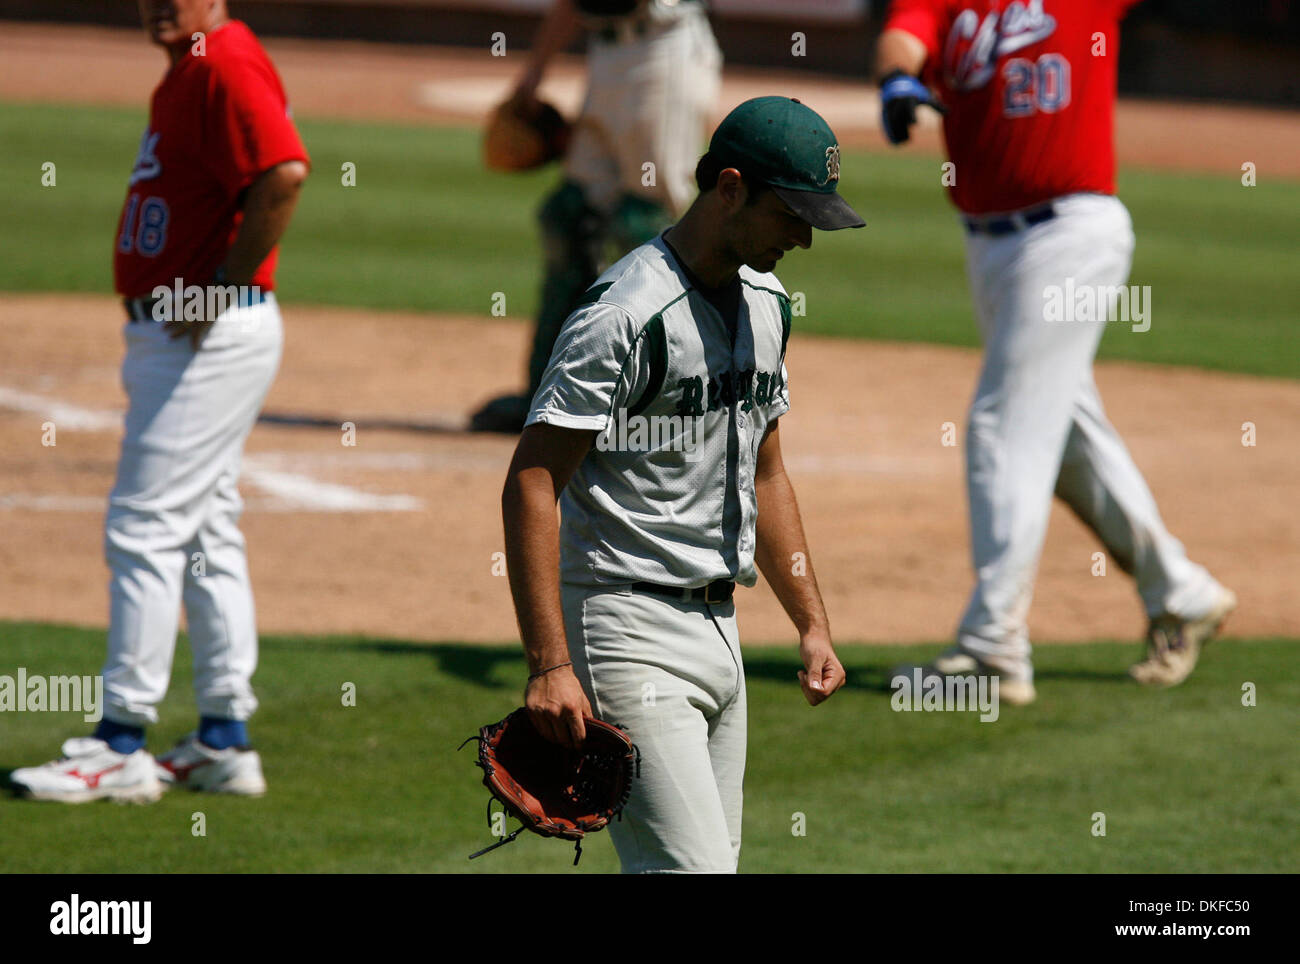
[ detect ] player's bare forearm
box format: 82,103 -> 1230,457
220,160 -> 309,285
754,421 -> 828,635
754,421 -> 844,705
502,466 -> 570,673
755,473 -> 829,638
876,28 -> 928,80
501,423 -> 596,745
516,0 -> 582,99
875,29 -> 943,146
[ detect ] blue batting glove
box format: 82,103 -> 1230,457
879,69 -> 946,145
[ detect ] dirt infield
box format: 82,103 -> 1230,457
3,23 -> 1300,176
2,24 -> 1298,647
3,294 -> 1297,646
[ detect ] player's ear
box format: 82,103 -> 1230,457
715,168 -> 745,210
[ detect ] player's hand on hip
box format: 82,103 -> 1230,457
879,69 -> 946,145
163,317 -> 216,350
797,632 -> 846,706
525,664 -> 593,749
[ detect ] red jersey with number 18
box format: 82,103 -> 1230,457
884,0 -> 1141,215
113,20 -> 309,298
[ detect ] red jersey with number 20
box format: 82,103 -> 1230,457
113,20 -> 309,298
884,0 -> 1140,215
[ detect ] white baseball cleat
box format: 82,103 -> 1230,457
154,733 -> 267,796
891,647 -> 1037,707
9,737 -> 164,804
1130,587 -> 1238,688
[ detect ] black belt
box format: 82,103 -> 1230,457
962,202 -> 1056,237
632,579 -> 735,605
124,297 -> 163,322
123,288 -> 268,322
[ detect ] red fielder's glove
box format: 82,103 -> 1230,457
461,707 -> 637,865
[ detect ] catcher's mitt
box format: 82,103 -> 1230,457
483,96 -> 572,172
461,707 -> 638,865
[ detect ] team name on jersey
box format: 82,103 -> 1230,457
128,129 -> 162,186
674,367 -> 784,418
944,0 -> 1058,91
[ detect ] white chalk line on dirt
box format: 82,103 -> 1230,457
0,386 -> 423,513
0,386 -> 121,431
0,494 -> 106,512
2,386 -> 949,516
240,462 -> 422,512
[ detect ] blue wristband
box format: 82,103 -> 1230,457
880,72 -> 933,105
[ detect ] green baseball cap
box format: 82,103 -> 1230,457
708,96 -> 865,231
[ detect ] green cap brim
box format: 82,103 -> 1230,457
772,186 -> 866,231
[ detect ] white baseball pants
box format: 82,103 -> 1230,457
103,296 -> 283,726
561,584 -> 745,874
957,193 -> 1220,679
565,4 -> 722,216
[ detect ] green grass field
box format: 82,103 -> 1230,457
2,100 -> 1298,377
1,621 -> 1295,873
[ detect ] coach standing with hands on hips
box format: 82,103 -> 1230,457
876,0 -> 1235,704
502,97 -> 859,872
11,0 -> 309,802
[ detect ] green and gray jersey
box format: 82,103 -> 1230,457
527,235 -> 792,589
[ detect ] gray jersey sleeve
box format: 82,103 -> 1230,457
772,359 -> 790,419
526,302 -> 648,431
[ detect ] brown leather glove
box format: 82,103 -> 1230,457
462,707 -> 637,865
483,97 -> 572,172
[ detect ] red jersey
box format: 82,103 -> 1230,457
885,0 -> 1140,214
113,20 -> 309,298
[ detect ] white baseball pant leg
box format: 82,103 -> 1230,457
566,5 -> 722,216
1054,372 -> 1219,621
957,193 -> 1219,677
103,296 -> 283,726
561,584 -> 745,874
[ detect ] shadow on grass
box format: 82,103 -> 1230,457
269,636 -> 1135,692
269,636 -> 526,690
270,635 -> 1134,696
859,664 -> 1135,694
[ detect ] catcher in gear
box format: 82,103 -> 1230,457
462,706 -> 637,865
470,0 -> 722,433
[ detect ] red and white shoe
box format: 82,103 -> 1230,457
9,737 -> 163,804
154,733 -> 267,796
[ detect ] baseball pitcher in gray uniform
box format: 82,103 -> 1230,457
501,97 -> 864,873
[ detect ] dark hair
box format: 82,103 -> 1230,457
694,152 -> 770,205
